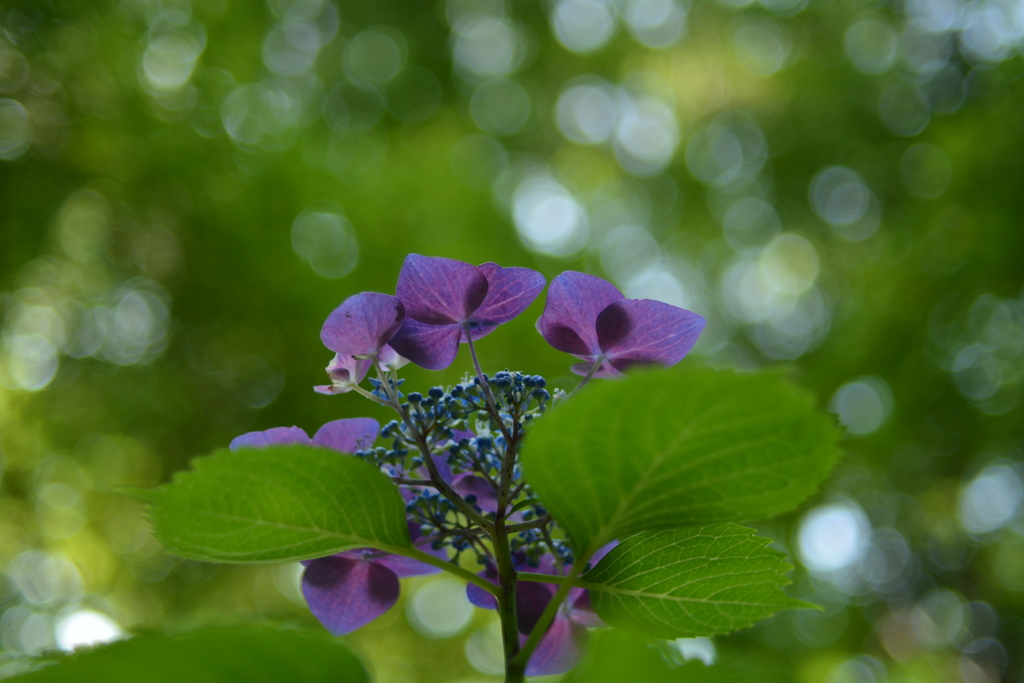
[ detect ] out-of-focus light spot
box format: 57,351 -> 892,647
452,16 -> 523,79
613,96 -> 679,176
759,0 -> 807,15
901,26 -> 953,75
900,143 -> 952,199
809,166 -> 881,241
291,210 -> 359,279
470,79 -> 531,136
906,0 -> 964,33
844,18 -> 898,75
751,288 -> 831,360
142,28 -> 205,95
407,577 -> 474,638
922,63 -> 965,114
57,190 -> 111,262
624,265 -> 689,308
263,20 -> 322,76
8,551 -> 83,606
93,282 -> 171,366
621,0 -> 687,49
445,0 -> 506,26
664,637 -> 716,666
685,114 -> 767,187
722,196 -> 780,250
716,0 -> 755,8
0,98 -> 31,160
878,80 -> 930,137
54,610 -> 124,651
959,462 -> 1023,535
721,233 -> 820,323
0,335 -> 58,391
0,42 -> 31,94
599,224 -> 660,282
464,620 -> 504,675
759,233 -> 819,296
551,0 -> 618,54
325,81 -> 384,132
1,608 -> 55,655
824,656 -> 887,683
829,377 -> 893,436
912,589 -> 965,648
960,6 -> 1016,63
952,344 -> 1001,401
385,67 -> 442,123
450,135 -> 508,190
555,77 -> 619,145
799,502 -> 872,575
733,19 -> 790,76
344,28 -> 406,83
512,174 -> 589,257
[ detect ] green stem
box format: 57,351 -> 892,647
492,520 -> 522,679
564,356 -> 604,401
379,544 -> 500,597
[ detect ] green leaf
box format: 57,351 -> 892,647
521,366 -> 841,557
5,626 -> 368,683
146,445 -> 411,562
582,525 -> 810,639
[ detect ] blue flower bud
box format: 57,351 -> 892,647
407,392 -> 423,404
428,386 -> 445,400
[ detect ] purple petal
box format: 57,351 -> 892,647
595,299 -> 705,371
374,552 -> 443,578
301,556 -> 400,635
466,566 -> 499,610
315,354 -> 372,395
589,540 -> 620,569
312,418 -> 380,453
567,588 -> 606,628
375,344 -> 409,371
536,272 -> 624,358
516,580 -> 557,633
395,254 -> 489,325
470,263 -> 546,326
522,614 -> 589,676
388,318 -> 462,370
459,323 -> 499,343
452,473 -> 499,514
431,453 -> 454,485
321,293 -> 405,358
570,361 -> 624,379
230,426 -> 311,451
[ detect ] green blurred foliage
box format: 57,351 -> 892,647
0,0 -> 1022,681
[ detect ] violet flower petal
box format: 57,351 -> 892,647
536,272 -> 624,357
452,473 -> 499,514
396,254 -> 489,325
522,615 -> 589,676
595,299 -> 705,371
230,426 -> 311,451
321,293 -> 405,358
567,589 -> 606,628
301,556 -> 400,635
312,418 -> 380,454
466,566 -> 499,610
471,263 -> 546,326
388,318 -> 462,370
375,344 -> 409,371
516,580 -> 558,634
374,553 -> 443,578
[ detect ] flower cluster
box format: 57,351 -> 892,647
230,254 -> 705,675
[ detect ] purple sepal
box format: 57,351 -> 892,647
466,566 -> 499,610
589,540 -> 620,569
516,580 -> 557,633
230,426 -> 311,451
321,293 -> 405,358
596,299 -> 706,372
522,615 -> 589,676
301,555 -> 400,635
312,418 -> 380,454
396,254 -> 489,325
374,552 -> 443,578
388,318 -> 462,371
471,263 -> 546,326
566,588 -> 606,628
536,272 -> 624,357
452,474 -> 499,513
376,344 -> 409,371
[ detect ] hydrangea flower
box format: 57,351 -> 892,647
231,418 -> 443,635
536,271 -> 706,378
389,255 -> 546,370
320,292 -> 405,359
314,346 -> 408,395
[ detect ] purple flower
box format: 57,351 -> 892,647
536,271 -> 706,378
230,418 -> 380,453
320,292 -> 405,359
388,255 -> 546,370
313,346 -> 408,395
465,543 -> 618,676
302,522 -> 444,635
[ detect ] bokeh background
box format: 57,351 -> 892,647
1,0 -> 1023,680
